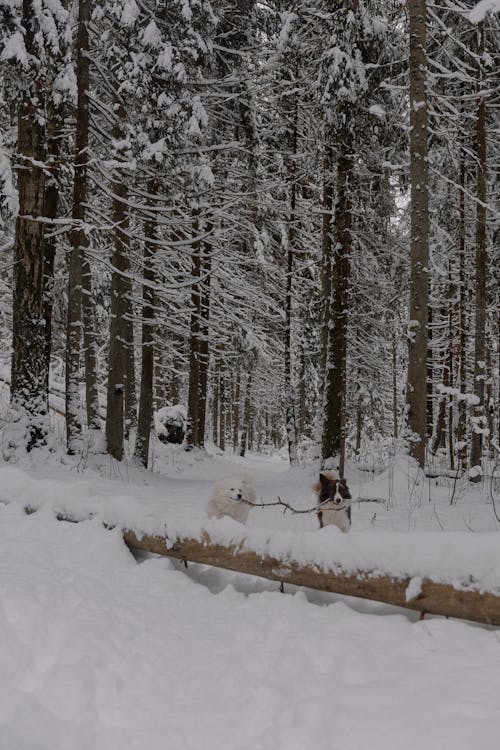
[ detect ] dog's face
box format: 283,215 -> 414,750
318,473 -> 351,506
226,484 -> 244,502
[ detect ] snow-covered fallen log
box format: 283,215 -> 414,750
122,529 -> 500,627
4,464 -> 500,628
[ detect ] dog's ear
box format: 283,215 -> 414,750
319,473 -> 329,488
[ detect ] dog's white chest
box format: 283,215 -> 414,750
321,505 -> 351,533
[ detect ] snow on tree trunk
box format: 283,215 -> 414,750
405,0 -> 429,469
212,362 -> 219,446
105,114 -> 130,461
10,2 -> 48,451
239,372 -> 252,459
134,194 -> 157,468
219,372 -> 226,452
124,286 -> 136,440
81,254 -> 101,433
186,227 -> 202,450
66,0 -> 90,455
284,98 -> 299,467
232,367 -> 241,452
457,149 -> 467,470
469,22 -> 487,482
321,149 -> 352,475
43,102 -> 64,407
196,230 -> 212,449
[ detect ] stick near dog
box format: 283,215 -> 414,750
237,496 -> 343,516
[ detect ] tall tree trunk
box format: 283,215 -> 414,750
457,148 -> 467,469
105,115 -> 130,461
196,229 -> 212,448
431,281 -> 453,458
239,373 -> 252,458
186,223 -> 202,449
10,1 -> 48,450
355,396 -> 363,455
321,147 -> 352,476
232,367 -> 241,451
319,142 -> 334,379
284,99 -> 299,466
124,293 -> 136,439
469,22 -> 487,481
392,328 -> 399,440
82,254 -> 101,431
66,0 -> 90,453
212,363 -> 219,445
66,0 -> 100,437
298,345 -> 307,438
168,330 -> 184,405
186,220 -> 212,449
154,329 -> 167,410
405,0 -> 429,468
447,303 -> 455,471
134,194 -> 157,468
43,102 -> 64,406
426,303 -> 434,440
218,372 -> 226,451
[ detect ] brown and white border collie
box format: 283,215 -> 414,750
314,471 -> 352,533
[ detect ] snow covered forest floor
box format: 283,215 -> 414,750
1,434 -> 500,750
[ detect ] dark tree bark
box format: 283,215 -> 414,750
284,97 -> 299,466
405,0 -> 429,468
298,344 -> 307,438
186,227 -> 202,449
319,142 -> 334,380
426,304 -> 434,440
457,149 -> 467,469
212,363 -> 219,445
43,102 -> 64,406
124,294 -> 137,440
239,373 -> 252,458
321,148 -> 352,476
66,0 -> 91,453
134,195 -> 157,468
154,331 -> 167,410
469,22 -> 487,481
392,329 -> 399,440
218,372 -> 226,451
186,221 -> 212,449
10,1 -> 48,450
168,331 -> 184,405
232,367 -> 241,451
81,253 -> 101,431
197,231 -> 212,447
105,114 -> 130,460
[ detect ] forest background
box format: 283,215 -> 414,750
0,0 -> 498,481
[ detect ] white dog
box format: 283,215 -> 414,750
206,475 -> 256,524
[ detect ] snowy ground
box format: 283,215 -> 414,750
1,441 -> 500,749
